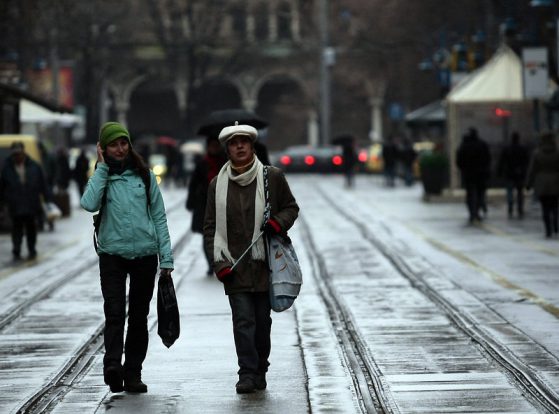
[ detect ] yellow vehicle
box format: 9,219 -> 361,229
0,134 -> 42,170
363,142 -> 384,173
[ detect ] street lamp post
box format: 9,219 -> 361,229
319,0 -> 332,147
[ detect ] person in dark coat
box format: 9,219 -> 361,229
73,149 -> 90,196
497,132 -> 530,218
0,142 -> 50,260
203,123 -> 299,394
38,142 -> 56,231
55,147 -> 72,191
456,128 -> 491,224
399,138 -> 417,186
526,131 -> 559,238
186,135 -> 226,274
341,136 -> 358,188
382,135 -> 399,187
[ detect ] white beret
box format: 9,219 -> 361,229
218,121 -> 258,145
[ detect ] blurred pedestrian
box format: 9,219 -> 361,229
80,122 -> 174,393
497,132 -> 529,218
203,122 -> 299,394
341,136 -> 358,188
526,131 -> 559,238
382,135 -> 399,187
38,142 -> 56,231
55,147 -> 72,191
73,149 -> 90,197
54,147 -> 72,216
255,141 -> 271,166
186,135 -> 226,275
399,138 -> 417,186
456,128 -> 491,224
0,141 -> 51,260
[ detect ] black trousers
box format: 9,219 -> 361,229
11,214 -> 37,256
506,179 -> 525,216
228,292 -> 272,379
99,254 -> 158,376
539,195 -> 559,237
463,177 -> 485,221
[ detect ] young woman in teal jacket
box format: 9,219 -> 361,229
81,122 -> 174,394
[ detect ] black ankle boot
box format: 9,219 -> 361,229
124,373 -> 148,393
235,376 -> 256,394
104,366 -> 124,393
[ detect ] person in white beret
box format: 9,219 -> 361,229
203,122 -> 299,393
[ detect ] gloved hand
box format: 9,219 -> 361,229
262,218 -> 282,236
160,268 -> 173,278
216,267 -> 234,283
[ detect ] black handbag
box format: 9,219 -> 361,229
157,273 -> 180,348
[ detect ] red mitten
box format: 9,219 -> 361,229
263,218 -> 282,235
216,267 -> 234,283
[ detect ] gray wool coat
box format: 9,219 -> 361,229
526,137 -> 559,197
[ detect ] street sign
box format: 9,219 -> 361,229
522,47 -> 548,98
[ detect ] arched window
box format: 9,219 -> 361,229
231,4 -> 247,40
277,1 -> 292,40
254,2 -> 268,40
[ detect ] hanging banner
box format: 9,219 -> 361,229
27,65 -> 74,109
522,47 -> 548,99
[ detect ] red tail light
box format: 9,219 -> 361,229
358,150 -> 368,162
280,155 -> 292,165
304,155 -> 315,165
332,155 -> 343,166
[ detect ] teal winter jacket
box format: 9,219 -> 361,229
80,163 -> 174,268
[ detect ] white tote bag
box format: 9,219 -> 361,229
267,234 -> 302,312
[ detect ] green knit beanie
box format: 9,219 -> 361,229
99,122 -> 131,149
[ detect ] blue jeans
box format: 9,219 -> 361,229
228,292 -> 272,378
99,254 -> 157,376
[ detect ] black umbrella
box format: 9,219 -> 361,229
197,109 -> 268,138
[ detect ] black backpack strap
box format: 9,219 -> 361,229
141,169 -> 151,206
93,185 -> 108,252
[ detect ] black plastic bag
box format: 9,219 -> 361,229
157,274 -> 180,348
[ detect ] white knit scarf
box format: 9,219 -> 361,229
214,156 -> 265,264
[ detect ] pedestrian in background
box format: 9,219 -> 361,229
73,148 -> 90,197
526,131 -> 559,238
382,135 -> 399,187
54,147 -> 72,216
497,132 -> 529,218
0,142 -> 50,260
399,137 -> 417,186
456,128 -> 491,224
341,135 -> 358,188
81,122 -> 174,394
38,142 -> 56,231
186,134 -> 226,275
203,122 -> 299,394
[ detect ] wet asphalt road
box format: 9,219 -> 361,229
1,176 -> 558,413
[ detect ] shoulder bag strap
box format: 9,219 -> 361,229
263,165 -> 271,223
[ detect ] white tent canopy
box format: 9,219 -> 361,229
447,45 -> 523,103
19,99 -> 81,126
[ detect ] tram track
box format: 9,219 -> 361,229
299,215 -> 397,414
12,224 -> 193,414
311,184 -> 559,413
0,200 -> 185,334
